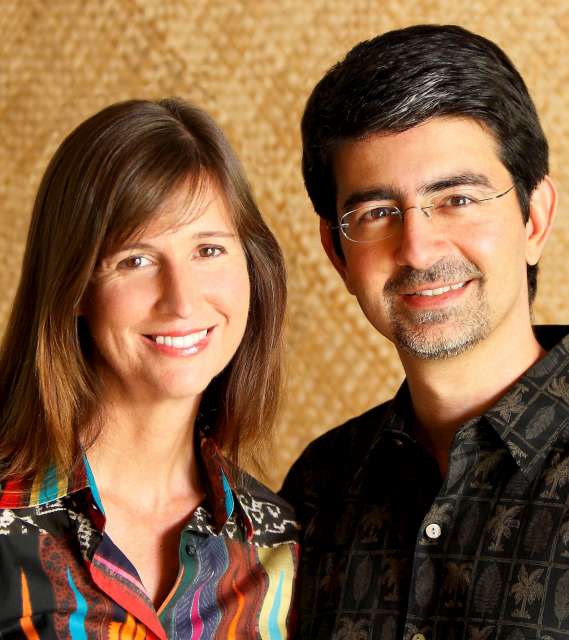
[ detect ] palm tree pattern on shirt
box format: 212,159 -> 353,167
286,328 -> 569,639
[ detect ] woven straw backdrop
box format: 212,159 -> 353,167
1,1 -> 568,488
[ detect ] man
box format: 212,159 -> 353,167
281,24 -> 566,639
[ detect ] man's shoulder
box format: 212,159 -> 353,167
280,400 -> 392,515
300,400 -> 391,462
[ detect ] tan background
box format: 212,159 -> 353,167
1,1 -> 567,489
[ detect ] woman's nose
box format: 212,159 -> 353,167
157,264 -> 197,318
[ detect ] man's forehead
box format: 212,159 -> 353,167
335,115 -> 497,159
332,116 -> 508,206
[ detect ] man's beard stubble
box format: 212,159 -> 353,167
383,257 -> 491,360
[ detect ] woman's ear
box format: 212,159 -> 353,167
76,286 -> 90,317
525,176 -> 557,266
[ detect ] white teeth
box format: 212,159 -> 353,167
152,329 -> 208,348
414,282 -> 465,297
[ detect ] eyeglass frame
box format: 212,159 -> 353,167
331,184 -> 516,243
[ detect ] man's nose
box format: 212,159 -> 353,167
394,206 -> 448,270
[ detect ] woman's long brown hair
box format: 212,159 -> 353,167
0,98 -> 286,480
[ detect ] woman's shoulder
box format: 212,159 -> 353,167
233,470 -> 300,546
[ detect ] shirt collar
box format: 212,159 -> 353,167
484,325 -> 569,482
364,325 -> 569,485
348,382 -> 413,491
0,431 -> 254,540
0,459 -> 90,509
198,434 -> 254,538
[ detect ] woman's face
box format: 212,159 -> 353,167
82,182 -> 250,406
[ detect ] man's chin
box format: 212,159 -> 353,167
392,322 -> 489,360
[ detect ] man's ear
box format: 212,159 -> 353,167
320,218 -> 354,294
525,176 -> 557,266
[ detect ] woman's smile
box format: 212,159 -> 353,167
143,327 -> 212,356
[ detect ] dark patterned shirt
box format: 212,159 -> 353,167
0,434 -> 299,639
281,326 -> 569,640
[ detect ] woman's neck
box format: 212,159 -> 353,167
85,395 -> 204,512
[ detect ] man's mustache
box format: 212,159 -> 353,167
384,258 -> 483,294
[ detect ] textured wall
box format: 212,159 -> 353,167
1,1 -> 568,488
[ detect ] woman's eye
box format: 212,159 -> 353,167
197,246 -> 225,258
118,255 -> 152,269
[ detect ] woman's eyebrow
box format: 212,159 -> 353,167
111,241 -> 156,253
115,230 -> 238,252
191,230 -> 238,239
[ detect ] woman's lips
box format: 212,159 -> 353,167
143,328 -> 212,355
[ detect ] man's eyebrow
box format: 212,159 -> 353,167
420,173 -> 494,195
341,186 -> 406,212
340,173 -> 495,212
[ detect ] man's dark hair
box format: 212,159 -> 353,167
301,24 -> 549,303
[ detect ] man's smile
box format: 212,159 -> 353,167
406,282 -> 467,297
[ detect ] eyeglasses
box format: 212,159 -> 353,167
333,184 -> 516,243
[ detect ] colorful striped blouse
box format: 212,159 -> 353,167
0,436 -> 299,638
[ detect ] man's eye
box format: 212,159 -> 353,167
197,245 -> 225,258
118,255 -> 152,269
441,194 -> 477,208
356,206 -> 399,223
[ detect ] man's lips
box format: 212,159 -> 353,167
403,281 -> 468,297
384,259 -> 483,298
394,280 -> 475,311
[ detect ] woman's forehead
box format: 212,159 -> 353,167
106,175 -> 235,250
152,180 -> 234,231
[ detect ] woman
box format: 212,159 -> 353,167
0,98 -> 298,638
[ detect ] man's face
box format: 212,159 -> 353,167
326,116 -> 548,360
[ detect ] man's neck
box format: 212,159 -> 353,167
400,322 -> 546,475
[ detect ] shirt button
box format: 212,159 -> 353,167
185,543 -> 197,556
425,523 -> 442,539
412,634 -> 426,640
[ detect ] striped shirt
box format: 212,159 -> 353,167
0,436 -> 299,638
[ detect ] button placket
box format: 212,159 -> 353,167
425,523 -> 442,540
